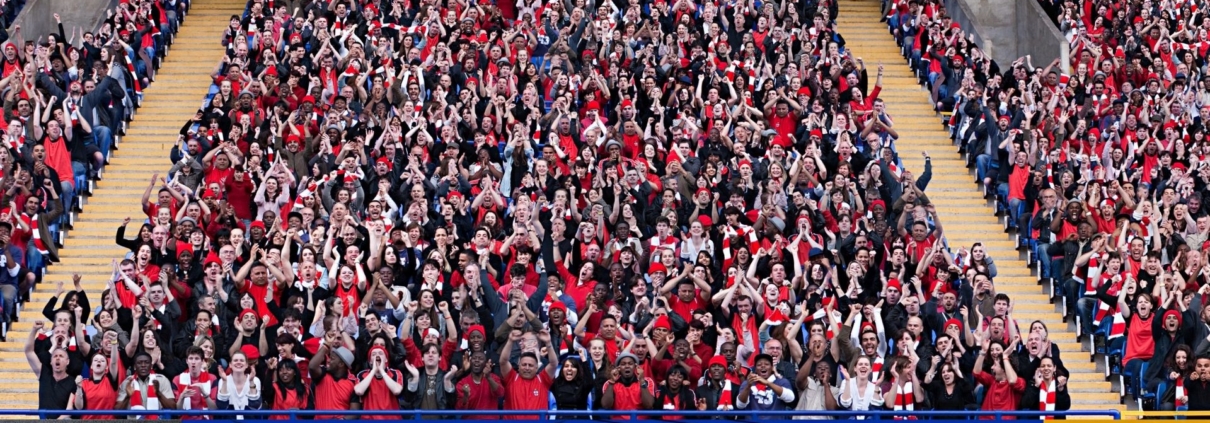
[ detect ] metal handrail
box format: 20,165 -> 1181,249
17,408 -> 1123,420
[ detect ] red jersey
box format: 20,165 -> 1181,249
456,374 -> 504,418
173,371 -> 218,419
356,368 -> 404,419
314,372 -> 359,419
79,375 -> 118,420
502,369 -> 553,419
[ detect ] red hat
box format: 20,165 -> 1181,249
366,345 -> 388,361
548,301 -> 568,315
998,114 -> 1011,122
477,31 -> 488,44
649,262 -> 668,275
653,315 -> 672,331
886,279 -> 902,292
860,321 -> 875,333
238,308 -> 258,322
466,77 -> 479,86
951,22 -> 961,29
285,134 -> 302,145
202,189 -> 219,199
1164,309 -> 1183,327
810,128 -> 823,138
698,215 -> 713,228
944,318 -> 963,331
176,242 -> 193,257
797,86 -> 812,96
586,101 -> 600,112
1115,46 -> 1126,58
1174,162 -> 1188,172
621,99 -> 634,108
448,190 -> 464,201
738,159 -> 752,168
466,324 -> 486,339
264,66 -> 279,77
708,355 -> 728,368
203,252 -> 222,268
343,175 -> 357,184
696,187 -> 711,198
240,344 -> 260,361
870,199 -> 887,211
376,156 -> 393,170
301,95 -> 316,104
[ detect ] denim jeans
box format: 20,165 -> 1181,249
0,284 -> 15,324
94,125 -> 113,161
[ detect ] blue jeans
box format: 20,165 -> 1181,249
1034,242 -> 1054,278
996,183 -> 1023,228
94,126 -> 113,161
0,284 -> 15,324
976,154 -> 998,183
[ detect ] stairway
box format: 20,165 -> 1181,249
0,0 -> 246,412
836,0 -> 1118,410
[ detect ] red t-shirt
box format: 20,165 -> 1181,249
173,371 -> 218,419
456,374 -> 504,418
974,371 -> 1026,418
502,369 -> 553,419
669,295 -> 703,322
605,377 -> 655,412
356,368 -> 404,418
314,372 -> 359,419
80,375 -> 118,420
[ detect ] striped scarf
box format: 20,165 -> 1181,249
893,381 -> 915,418
1177,377 -> 1187,408
1039,379 -> 1056,418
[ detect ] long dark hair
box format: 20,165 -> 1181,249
274,358 -> 309,403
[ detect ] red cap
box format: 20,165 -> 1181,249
249,221 -> 265,231
738,159 -> 752,168
301,95 -> 316,104
367,345 -> 388,360
466,77 -> 478,86
698,215 -> 713,228
1174,162 -> 1188,172
376,156 -> 393,170
203,252 -> 222,268
466,324 -> 486,339
176,242 -> 193,257
649,262 -> 667,274
240,344 -> 260,361
238,308 -> 258,322
861,321 -> 876,333
621,99 -> 634,108
870,199 -> 887,211
797,86 -> 812,96
548,301 -> 567,315
285,134 -> 302,145
708,355 -> 728,368
653,315 -> 672,331
886,279 -> 902,292
586,100 -> 600,112
944,318 -> 963,330
810,128 -> 823,138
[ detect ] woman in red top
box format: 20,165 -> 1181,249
265,358 -> 310,418
1121,291 -> 1158,384
74,351 -> 120,419
972,339 -> 1026,418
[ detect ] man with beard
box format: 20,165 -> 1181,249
602,352 -> 655,412
402,343 -> 456,416
308,337 -> 361,419
737,353 -> 796,412
116,351 -> 178,413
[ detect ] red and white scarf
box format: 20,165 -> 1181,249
716,380 -> 734,410
1038,379 -> 1056,417
175,371 -> 214,412
893,381 -> 915,418
29,214 -> 47,255
1176,377 -> 1187,408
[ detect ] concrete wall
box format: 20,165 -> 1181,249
945,0 -> 1069,73
10,0 -> 117,42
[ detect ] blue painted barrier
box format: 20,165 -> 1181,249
14,409 -> 1122,421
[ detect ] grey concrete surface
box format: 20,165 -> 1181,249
10,0 -> 117,42
945,0 -> 1069,73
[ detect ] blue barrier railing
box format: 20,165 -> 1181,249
16,409 -> 1123,420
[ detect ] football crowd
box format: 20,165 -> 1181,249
24,0 -> 1209,418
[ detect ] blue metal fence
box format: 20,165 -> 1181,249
13,409 -> 1123,421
